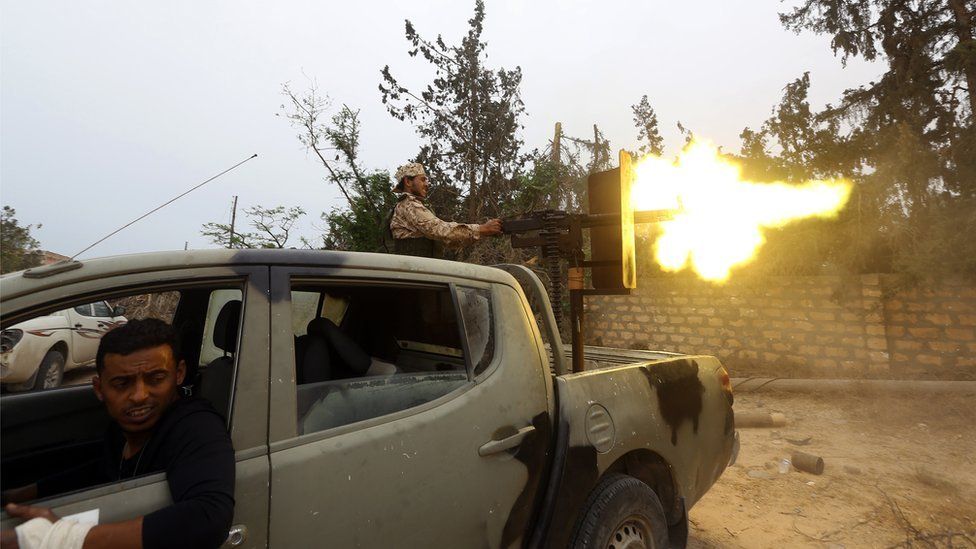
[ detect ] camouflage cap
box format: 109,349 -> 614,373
394,162 -> 426,184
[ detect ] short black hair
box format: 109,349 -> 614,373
96,318 -> 181,373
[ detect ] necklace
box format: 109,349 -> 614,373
119,441 -> 146,480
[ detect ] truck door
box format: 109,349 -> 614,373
1,268 -> 271,549
268,268 -> 554,548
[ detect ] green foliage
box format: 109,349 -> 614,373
279,83 -> 392,252
508,159 -> 560,214
512,123 -> 614,218
319,173 -> 398,252
724,0 -> 976,279
0,206 -> 43,274
631,95 -> 664,157
202,205 -> 306,249
379,0 -> 528,224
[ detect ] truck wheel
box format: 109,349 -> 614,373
571,474 -> 670,549
34,350 -> 65,390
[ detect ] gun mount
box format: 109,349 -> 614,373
502,151 -> 673,373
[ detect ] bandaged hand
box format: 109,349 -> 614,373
3,504 -> 93,549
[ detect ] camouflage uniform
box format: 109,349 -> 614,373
390,194 -> 481,248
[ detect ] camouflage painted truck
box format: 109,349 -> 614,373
0,249 -> 738,548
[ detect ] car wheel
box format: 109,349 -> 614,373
34,350 -> 66,390
570,474 -> 670,549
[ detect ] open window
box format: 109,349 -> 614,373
0,283 -> 243,505
289,280 -> 495,435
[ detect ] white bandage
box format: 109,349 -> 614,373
15,517 -> 93,549
15,518 -> 51,549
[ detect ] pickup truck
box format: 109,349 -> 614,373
0,249 -> 737,548
0,301 -> 127,391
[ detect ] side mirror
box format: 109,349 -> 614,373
112,305 -> 127,317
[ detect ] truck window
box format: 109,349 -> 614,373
290,291 -> 348,337
290,291 -> 320,336
198,289 -> 245,364
0,284 -> 242,504
291,281 -> 472,435
91,301 -> 113,318
456,286 -> 495,376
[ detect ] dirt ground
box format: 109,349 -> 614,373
688,389 -> 976,548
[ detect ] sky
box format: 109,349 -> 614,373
0,1 -> 882,259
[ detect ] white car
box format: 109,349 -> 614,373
0,301 -> 126,391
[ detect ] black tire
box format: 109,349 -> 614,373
34,350 -> 65,390
570,474 -> 670,549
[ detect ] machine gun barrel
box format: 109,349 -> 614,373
579,209 -> 673,228
501,209 -> 673,234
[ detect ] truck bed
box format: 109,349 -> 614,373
568,344 -> 684,369
545,344 -> 684,374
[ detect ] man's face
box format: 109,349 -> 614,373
92,344 -> 186,436
405,174 -> 429,198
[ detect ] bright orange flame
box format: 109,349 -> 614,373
631,140 -> 852,283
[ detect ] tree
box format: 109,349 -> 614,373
776,0 -> 976,277
280,83 -> 394,252
631,95 -> 664,157
379,0 -> 528,224
734,74 -> 881,276
1,206 -> 43,274
201,205 -> 306,249
517,124 -> 613,216
318,172 -> 399,252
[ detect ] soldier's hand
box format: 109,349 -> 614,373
479,219 -> 503,237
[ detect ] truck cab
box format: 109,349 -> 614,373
0,250 -> 735,548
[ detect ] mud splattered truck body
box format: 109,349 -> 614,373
1,249 -> 737,547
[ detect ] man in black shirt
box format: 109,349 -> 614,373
1,319 -> 235,549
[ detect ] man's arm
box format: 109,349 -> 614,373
82,518 -> 143,548
140,410 -> 234,549
1,504 -> 142,549
2,410 -> 234,549
400,200 -> 492,247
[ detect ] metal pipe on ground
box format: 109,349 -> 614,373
791,451 -> 825,475
731,378 -> 976,396
734,411 -> 788,428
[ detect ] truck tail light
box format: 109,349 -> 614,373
1,329 -> 24,353
717,366 -> 733,405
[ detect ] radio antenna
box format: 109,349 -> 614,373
70,153 -> 258,260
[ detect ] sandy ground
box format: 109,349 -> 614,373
688,389 -> 976,548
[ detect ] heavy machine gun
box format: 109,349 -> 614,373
501,151 -> 673,373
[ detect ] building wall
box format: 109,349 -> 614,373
584,274 -> 976,380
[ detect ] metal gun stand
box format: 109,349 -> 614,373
503,209 -> 671,374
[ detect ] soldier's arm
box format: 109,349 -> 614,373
403,201 -> 481,247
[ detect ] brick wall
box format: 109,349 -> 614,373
585,275 -> 976,380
